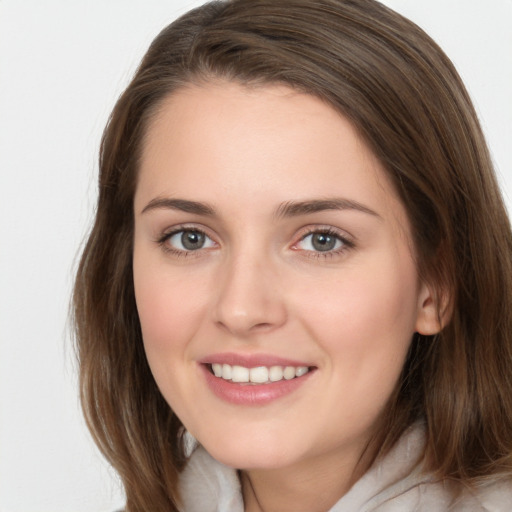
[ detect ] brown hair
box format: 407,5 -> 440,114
73,0 -> 512,510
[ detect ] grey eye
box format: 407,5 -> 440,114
168,230 -> 215,251
298,232 -> 343,252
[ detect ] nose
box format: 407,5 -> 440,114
213,250 -> 287,337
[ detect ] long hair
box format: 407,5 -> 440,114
73,1 -> 512,510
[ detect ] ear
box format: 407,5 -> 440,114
415,281 -> 451,335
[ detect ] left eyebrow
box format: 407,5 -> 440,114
140,197 -> 216,216
274,198 -> 381,219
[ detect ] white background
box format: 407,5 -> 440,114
0,1 -> 510,511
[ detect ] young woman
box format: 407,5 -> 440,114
73,0 -> 512,510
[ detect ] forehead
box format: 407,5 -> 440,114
135,81 -> 406,228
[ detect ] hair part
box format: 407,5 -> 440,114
73,1 -> 512,509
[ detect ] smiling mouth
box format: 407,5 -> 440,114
208,363 -> 314,384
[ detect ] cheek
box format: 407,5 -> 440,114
133,256 -> 208,358
294,252 -> 419,376
132,256 -> 214,419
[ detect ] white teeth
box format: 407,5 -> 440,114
210,363 -> 311,383
222,364 -> 232,380
283,366 -> 296,380
295,366 -> 309,377
231,365 -> 250,383
250,366 -> 269,383
269,366 -> 284,382
212,363 -> 223,377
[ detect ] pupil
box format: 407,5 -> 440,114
182,231 -> 205,250
312,233 -> 336,251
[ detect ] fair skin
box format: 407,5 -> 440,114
133,82 -> 441,512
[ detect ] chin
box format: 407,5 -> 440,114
200,434 -> 300,470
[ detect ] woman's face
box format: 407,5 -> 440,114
133,82 -> 437,472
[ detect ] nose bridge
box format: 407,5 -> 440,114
213,241 -> 286,336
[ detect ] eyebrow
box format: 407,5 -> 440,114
140,196 -> 380,219
141,198 -> 216,216
274,198 -> 381,219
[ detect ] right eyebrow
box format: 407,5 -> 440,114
140,197 -> 216,216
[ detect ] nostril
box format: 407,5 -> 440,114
250,322 -> 273,331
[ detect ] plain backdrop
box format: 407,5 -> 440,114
0,1 -> 510,511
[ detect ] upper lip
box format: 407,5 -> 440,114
199,352 -> 314,368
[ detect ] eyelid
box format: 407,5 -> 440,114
154,223 -> 354,259
291,225 -> 355,255
156,223 -> 219,255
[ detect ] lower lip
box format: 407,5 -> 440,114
200,364 -> 314,405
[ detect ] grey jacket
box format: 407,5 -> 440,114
178,425 -> 512,511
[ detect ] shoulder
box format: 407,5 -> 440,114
463,478 -> 512,512
368,478 -> 512,512
333,424 -> 512,512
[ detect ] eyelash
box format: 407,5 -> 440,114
157,225 -> 216,258
293,227 -> 355,259
156,226 -> 355,259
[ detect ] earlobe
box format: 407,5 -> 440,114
415,283 -> 451,335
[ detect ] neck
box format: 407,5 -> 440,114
240,442 -> 372,512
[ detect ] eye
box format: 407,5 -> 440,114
164,229 -> 216,252
295,229 -> 353,254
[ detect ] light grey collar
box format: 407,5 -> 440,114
178,424 -> 506,511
